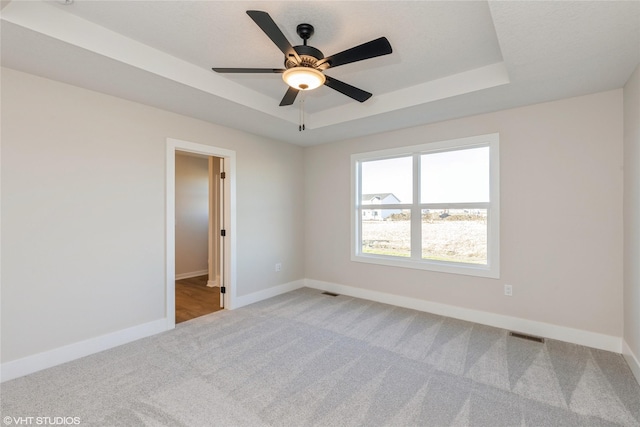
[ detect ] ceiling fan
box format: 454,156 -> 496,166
212,10 -> 393,107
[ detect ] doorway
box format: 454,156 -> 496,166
166,138 -> 236,329
174,153 -> 222,323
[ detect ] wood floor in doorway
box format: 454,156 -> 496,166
175,275 -> 222,324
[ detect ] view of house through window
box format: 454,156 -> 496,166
352,134 -> 499,278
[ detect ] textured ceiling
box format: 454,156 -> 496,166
1,1 -> 639,146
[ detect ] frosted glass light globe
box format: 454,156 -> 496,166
282,67 -> 326,90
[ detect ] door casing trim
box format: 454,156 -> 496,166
166,138 -> 237,329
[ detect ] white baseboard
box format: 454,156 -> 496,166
175,270 -> 208,280
623,340 -> 640,385
207,274 -> 220,288
231,279 -> 305,310
0,280 -> 304,382
304,279 -> 622,353
207,273 -> 220,287
0,318 -> 167,383
3,279 -> 626,384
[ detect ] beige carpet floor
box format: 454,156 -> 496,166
1,287 -> 639,426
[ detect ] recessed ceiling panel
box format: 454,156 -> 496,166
4,0 -> 638,146
48,1 -> 503,112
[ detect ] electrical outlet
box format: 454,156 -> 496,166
275,263 -> 282,272
504,284 -> 513,297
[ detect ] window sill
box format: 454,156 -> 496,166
351,253 -> 500,279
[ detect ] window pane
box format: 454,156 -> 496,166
422,209 -> 487,264
362,209 -> 410,257
361,156 -> 412,204
421,147 -> 489,203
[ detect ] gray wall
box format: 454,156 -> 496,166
175,153 -> 209,277
2,64 -> 636,374
1,67 -> 305,363
305,90 -> 624,338
624,64 -> 640,370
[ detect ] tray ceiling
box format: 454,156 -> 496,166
1,1 -> 638,145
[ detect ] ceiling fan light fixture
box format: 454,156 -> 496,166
282,67 -> 325,91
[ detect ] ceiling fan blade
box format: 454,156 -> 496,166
212,68 -> 285,73
317,37 -> 392,69
279,86 -> 299,106
246,10 -> 301,64
324,75 -> 372,102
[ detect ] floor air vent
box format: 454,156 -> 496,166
509,332 -> 545,343
321,291 -> 340,297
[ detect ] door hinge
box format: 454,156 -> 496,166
221,172 -> 226,179
220,286 -> 226,294
221,229 -> 226,237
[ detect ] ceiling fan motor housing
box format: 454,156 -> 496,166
285,45 -> 325,69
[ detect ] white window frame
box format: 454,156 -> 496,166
351,133 -> 500,278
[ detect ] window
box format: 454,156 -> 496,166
351,133 -> 499,278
